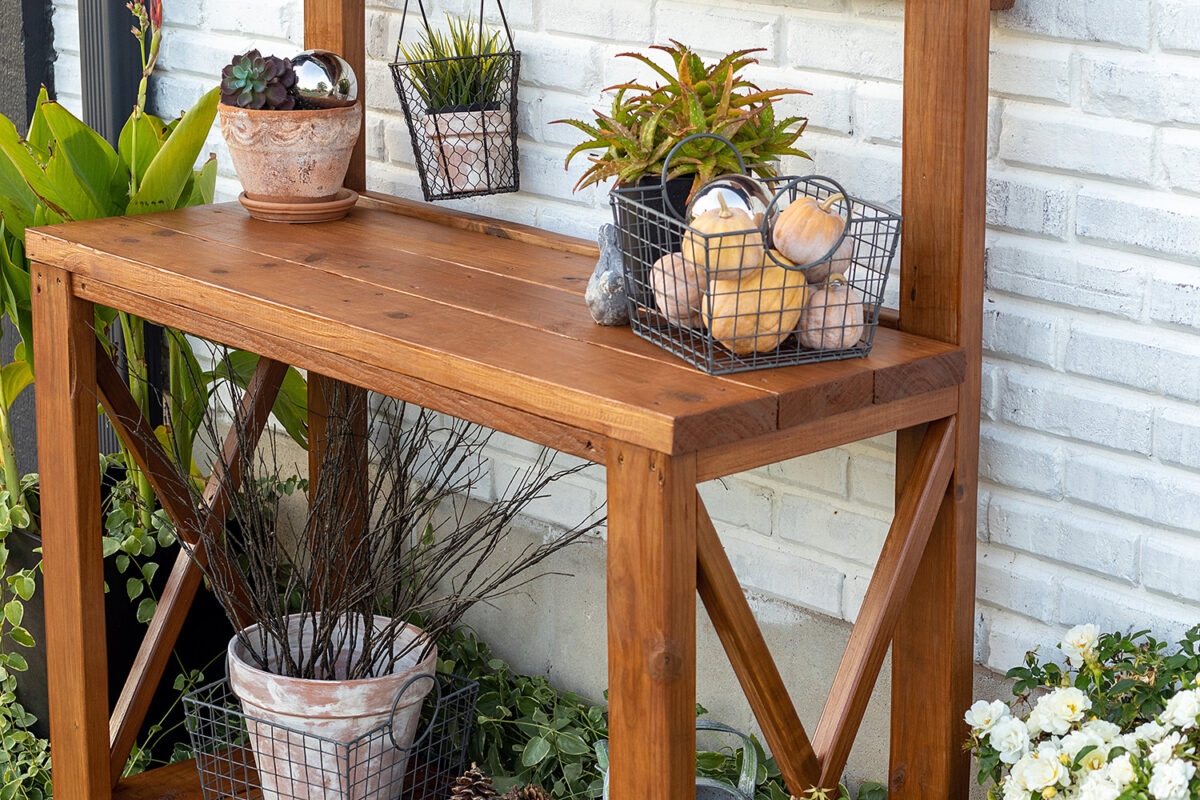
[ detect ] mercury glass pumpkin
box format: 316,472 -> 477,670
685,174 -> 775,231
291,50 -> 358,108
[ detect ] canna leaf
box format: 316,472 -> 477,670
41,102 -> 125,217
127,87 -> 219,216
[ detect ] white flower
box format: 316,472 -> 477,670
1061,624 -> 1100,667
966,699 -> 1011,734
1011,750 -> 1070,793
1163,688 -> 1200,731
1076,772 -> 1122,800
1082,719 -> 1121,743
1147,758 -> 1196,800
1149,731 -> 1183,765
1060,728 -> 1105,760
1133,720 -> 1170,744
991,716 -> 1033,764
1107,753 -> 1135,786
1029,688 -> 1092,736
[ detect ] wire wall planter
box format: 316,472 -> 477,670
183,673 -> 478,800
610,134 -> 901,375
390,0 -> 520,201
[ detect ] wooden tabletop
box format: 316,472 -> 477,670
27,202 -> 964,456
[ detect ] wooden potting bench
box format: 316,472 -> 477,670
29,1 -> 995,798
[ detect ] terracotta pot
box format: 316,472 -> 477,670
218,103 -> 362,202
422,108 -> 512,193
227,614 -> 437,800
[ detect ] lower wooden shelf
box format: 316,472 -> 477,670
113,760 -> 204,800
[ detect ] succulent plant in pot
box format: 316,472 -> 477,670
218,48 -> 362,222
555,41 -> 811,205
391,13 -> 520,198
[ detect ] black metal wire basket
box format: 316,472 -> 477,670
182,673 -> 478,800
610,135 -> 901,375
389,0 -> 520,201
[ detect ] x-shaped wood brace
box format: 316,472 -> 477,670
94,342 -> 288,783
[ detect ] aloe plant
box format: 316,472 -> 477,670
554,41 -> 811,194
397,14 -> 510,112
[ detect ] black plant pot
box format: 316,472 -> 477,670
611,174 -> 694,310
7,476 -> 233,763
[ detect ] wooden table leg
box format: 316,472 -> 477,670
33,264 -> 110,799
606,443 -> 697,800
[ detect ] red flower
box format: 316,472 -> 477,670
146,0 -> 162,29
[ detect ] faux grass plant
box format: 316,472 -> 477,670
397,14 -> 511,112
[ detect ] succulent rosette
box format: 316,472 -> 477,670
220,49 -> 298,110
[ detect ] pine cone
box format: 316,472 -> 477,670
450,764 -> 497,800
501,785 -> 552,800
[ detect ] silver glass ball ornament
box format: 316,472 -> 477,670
291,50 -> 358,108
685,174 -> 775,230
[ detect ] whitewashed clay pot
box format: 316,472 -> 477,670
422,108 -> 512,193
218,103 -> 362,216
227,614 -> 437,800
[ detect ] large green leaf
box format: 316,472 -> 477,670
0,234 -> 31,354
0,116 -> 75,225
0,361 -> 32,412
210,351 -> 309,448
178,157 -> 217,209
0,151 -> 37,241
42,102 -> 125,217
25,88 -> 52,156
119,111 -> 166,186
127,87 -> 219,216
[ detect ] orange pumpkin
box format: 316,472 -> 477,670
682,195 -> 764,280
771,192 -> 853,284
704,251 -> 809,354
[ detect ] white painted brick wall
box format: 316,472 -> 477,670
49,0 -> 1200,686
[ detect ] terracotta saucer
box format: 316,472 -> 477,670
238,188 -> 359,223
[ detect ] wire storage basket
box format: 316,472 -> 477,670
183,673 -> 478,800
390,0 -> 520,201
610,149 -> 901,375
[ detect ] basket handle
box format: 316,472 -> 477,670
387,672 -> 443,752
762,174 -> 853,272
659,133 -> 748,220
396,0 -> 516,63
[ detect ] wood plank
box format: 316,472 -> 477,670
696,386 -> 957,482
607,444 -> 697,800
358,190 -> 601,257
72,276 -> 609,466
32,264 -> 111,800
30,221 -> 777,454
304,0 -> 365,192
112,758 -> 203,800
696,500 -> 820,795
126,207 -> 956,430
892,0 -> 989,796
108,358 -> 286,778
813,417 -> 956,788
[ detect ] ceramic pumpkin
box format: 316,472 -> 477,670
798,273 -> 866,350
651,252 -> 707,327
772,192 -> 853,284
704,251 -> 809,354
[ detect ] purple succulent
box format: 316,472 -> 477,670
220,49 -> 298,110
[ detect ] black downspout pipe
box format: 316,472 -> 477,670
78,0 -> 164,431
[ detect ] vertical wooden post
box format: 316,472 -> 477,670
32,264 -> 110,799
304,0 -> 369,553
607,444 -> 697,800
304,0 -> 366,191
891,1 -> 989,798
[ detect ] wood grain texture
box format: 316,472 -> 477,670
32,264 -> 111,800
813,417 -> 956,788
697,500 -> 819,795
697,386 -> 957,481
606,444 -> 697,800
304,0 -> 365,191
71,277 -> 610,466
28,218 -> 780,454
892,0 -> 989,797
107,357 -> 286,778
112,757 -> 204,800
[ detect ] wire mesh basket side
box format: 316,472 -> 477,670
390,51 -> 521,201
183,674 -> 478,800
610,175 -> 901,375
